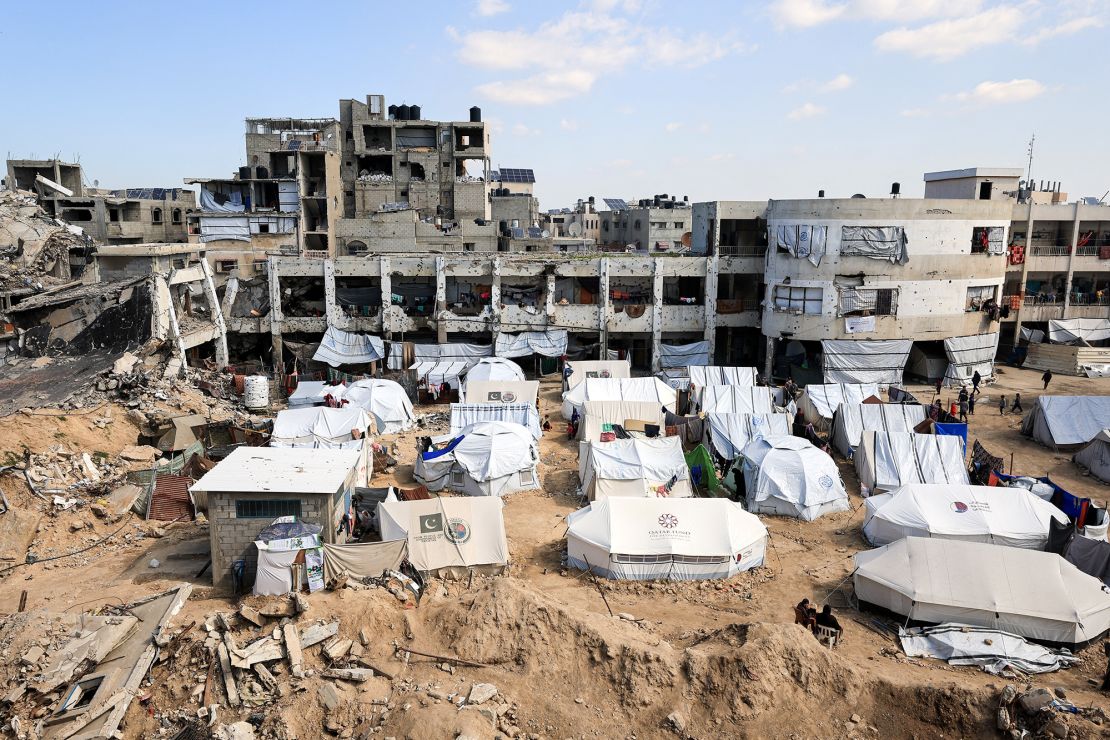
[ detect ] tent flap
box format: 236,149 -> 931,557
821,339 -> 912,384
496,330 -> 568,358
312,326 -> 385,367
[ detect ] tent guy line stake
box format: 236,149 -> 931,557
582,554 -> 614,617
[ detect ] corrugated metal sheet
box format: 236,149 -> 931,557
148,474 -> 195,521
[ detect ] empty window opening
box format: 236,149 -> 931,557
455,126 -> 483,149
773,285 -> 822,314
396,126 -> 435,149
356,155 -> 393,180
171,208 -> 182,224
966,284 -> 997,311
235,499 -> 302,519
337,275 -> 380,314
152,208 -> 163,224
361,125 -> 393,150
58,675 -> 104,714
408,162 -> 427,181
61,208 -> 93,222
664,276 -> 704,305
109,208 -> 120,223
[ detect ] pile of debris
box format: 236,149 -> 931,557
0,188 -> 89,295
995,684 -> 1108,738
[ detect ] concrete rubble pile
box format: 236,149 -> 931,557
0,189 -> 89,294
994,684 -> 1109,739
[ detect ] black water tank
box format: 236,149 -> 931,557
409,104 -> 421,120
891,182 -> 901,196
238,166 -> 251,180
256,166 -> 269,179
397,104 -> 411,121
818,189 -> 825,198
388,104 -> 398,120
470,106 -> 482,122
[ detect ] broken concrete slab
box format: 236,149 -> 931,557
300,621 -> 339,648
112,351 -> 139,376
323,638 -> 353,661
323,668 -> 375,683
217,643 -> 241,708
118,445 -> 161,463
467,683 -> 498,705
282,623 -> 303,678
239,605 -> 266,628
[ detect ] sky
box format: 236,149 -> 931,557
1,0 -> 1106,209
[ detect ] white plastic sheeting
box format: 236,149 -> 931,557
705,413 -> 791,461
410,361 -> 467,389
831,403 -> 928,457
277,181 -> 300,212
699,385 -> 777,415
1048,318 -> 1110,344
906,346 -> 949,381
312,326 -> 386,367
578,400 -> 667,442
799,383 -> 881,431
463,380 -> 539,407
198,216 -> 249,242
450,403 -> 541,440
899,625 -> 1080,675
660,341 -> 709,368
942,332 -> 999,388
740,436 -> 849,521
839,226 -> 908,264
688,366 -> 757,406
854,432 -> 969,496
772,224 -> 827,267
822,339 -> 913,384
199,188 -> 245,213
466,357 -> 526,384
496,329 -> 568,358
1021,396 -> 1110,447
862,484 -> 1067,549
270,407 -> 371,449
387,342 -> 492,371
562,377 -> 677,421
287,380 -> 327,408
854,537 -> 1110,645
334,379 -> 415,435
564,360 -> 631,390
580,437 -> 692,501
1074,429 -> 1110,483
415,421 -> 539,497
566,498 -> 767,580
378,497 -> 508,577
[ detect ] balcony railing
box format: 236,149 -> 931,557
1019,294 -> 1110,307
718,245 -> 767,257
1076,245 -> 1102,256
1029,245 -> 1071,257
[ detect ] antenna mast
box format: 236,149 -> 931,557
1025,133 -> 1035,183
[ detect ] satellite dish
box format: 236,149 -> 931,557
541,229 -> 550,238
567,222 -> 582,237
681,231 -> 692,247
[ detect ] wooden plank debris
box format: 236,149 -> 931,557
216,643 -> 240,708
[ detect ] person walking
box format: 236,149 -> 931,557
959,397 -> 969,423
972,370 -> 982,395
1042,369 -> 1053,390
1011,393 -> 1024,414
999,395 -> 1006,416
958,386 -> 969,405
968,394 -> 976,416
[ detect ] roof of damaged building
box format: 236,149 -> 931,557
190,447 -> 361,494
6,277 -> 145,313
93,243 -> 205,258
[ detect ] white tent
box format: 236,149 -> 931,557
580,437 -> 692,501
1021,396 -> 1110,448
562,377 -> 677,421
578,400 -> 667,443
942,332 -> 999,388
335,379 -> 415,435
1048,318 -> 1110,344
378,497 -> 508,578
450,402 -> 542,440
563,360 -> 631,391
463,380 -> 539,407
466,357 -> 526,385
699,385 -> 777,415
822,339 -> 913,384
312,326 -> 385,367
660,340 -> 709,368
740,436 -> 849,521
831,403 -> 928,457
853,537 -> 1110,645
270,407 -> 371,449
1074,429 -> 1110,483
705,413 -> 791,461
287,380 -> 328,408
415,421 -> 539,497
411,360 -> 468,389
566,498 -> 768,580
495,329 -> 567,358
854,431 -> 969,496
688,366 -> 757,406
798,383 -> 881,431
862,484 -> 1068,549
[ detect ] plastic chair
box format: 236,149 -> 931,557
815,624 -> 839,648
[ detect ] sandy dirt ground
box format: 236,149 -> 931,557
0,364 -> 1108,739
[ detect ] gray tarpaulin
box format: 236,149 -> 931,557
313,326 -> 386,367
1073,430 -> 1110,484
942,332 -> 999,387
660,340 -> 709,368
321,540 -> 407,583
840,226 -> 908,264
250,216 -> 296,234
277,181 -> 300,212
1048,318 -> 1110,344
199,188 -> 245,213
496,330 -> 568,358
821,339 -> 912,384
387,342 -> 492,371
900,624 -> 1079,674
1020,327 -> 1046,343
1021,396 -> 1110,447
199,216 -> 249,242
773,224 -> 827,266
1063,535 -> 1110,587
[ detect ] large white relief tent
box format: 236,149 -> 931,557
704,413 -> 791,461
831,403 -> 928,457
579,437 -> 692,501
821,339 -> 913,385
333,379 -> 415,435
378,497 -> 508,578
415,421 -> 539,497
699,385 -> 778,415
563,360 -> 631,391
562,377 -> 677,421
798,383 -> 881,431
566,498 -> 767,580
270,407 -> 371,449
1021,396 -> 1110,448
942,332 -> 999,388
740,436 -> 849,521
854,431 -> 969,496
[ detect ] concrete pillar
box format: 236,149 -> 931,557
598,258 -> 610,359
199,257 -> 229,369
545,270 -> 555,322
651,258 -> 664,373
490,256 -> 502,346
1012,202 -> 1034,345
703,254 -> 719,362
763,335 -> 775,381
379,257 -> 392,339
323,259 -> 342,327
435,256 -> 447,343
268,256 -> 284,368
1062,202 -> 1081,316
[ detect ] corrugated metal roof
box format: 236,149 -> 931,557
190,447 -> 360,494
148,475 -> 194,521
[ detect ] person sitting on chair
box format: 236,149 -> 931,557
795,598 -> 817,629
815,604 -> 843,641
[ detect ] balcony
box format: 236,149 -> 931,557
661,304 -> 704,330
717,245 -> 767,257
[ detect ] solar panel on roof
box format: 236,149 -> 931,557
603,198 -> 629,211
498,168 -> 535,183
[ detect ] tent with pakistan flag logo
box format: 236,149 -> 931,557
378,496 -> 508,578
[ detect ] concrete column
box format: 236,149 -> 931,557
1012,201 -> 1035,345
322,259 -> 341,327
268,256 -> 284,368
544,270 -> 555,322
703,254 -> 719,362
435,256 -> 447,343
651,258 -> 664,373
379,256 -> 393,339
598,258 -> 610,358
199,257 -> 229,369
490,256 -> 502,345
763,335 -> 775,381
1062,202 -> 1081,316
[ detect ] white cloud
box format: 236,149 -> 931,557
874,7 -> 1025,60
820,73 -> 853,92
453,6 -> 751,105
560,118 -> 580,131
1024,15 -> 1103,44
787,102 -> 825,120
607,158 -> 633,169
664,122 -> 683,132
899,107 -> 931,117
475,0 -> 509,17
954,78 -> 1046,104
771,0 -> 846,28
708,152 -> 736,162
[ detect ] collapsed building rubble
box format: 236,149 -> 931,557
0,188 -> 91,299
